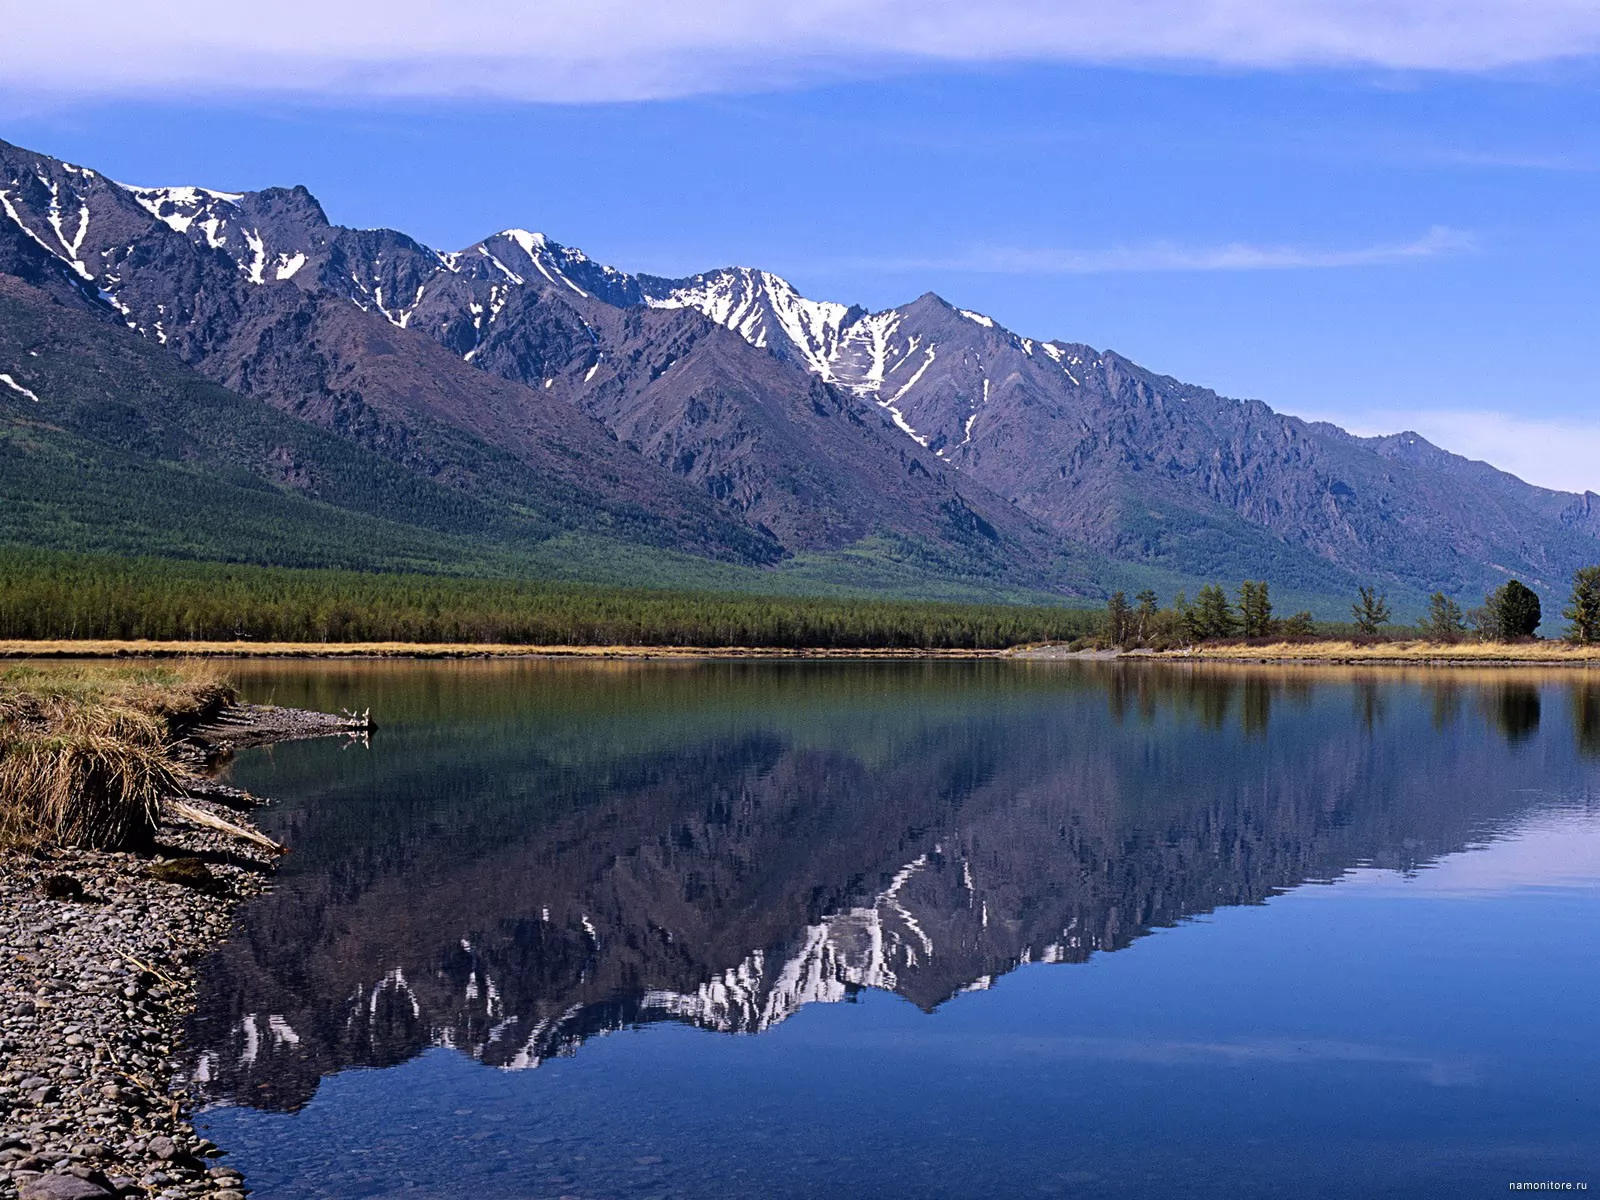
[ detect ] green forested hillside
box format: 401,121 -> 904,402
0,279 -> 1397,621
0,280 -> 733,566
0,281 -> 1093,603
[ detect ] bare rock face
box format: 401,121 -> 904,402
5,133 -> 1599,604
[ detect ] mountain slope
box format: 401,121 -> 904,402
0,274 -> 1071,599
0,145 -> 783,569
0,274 -> 835,590
635,269 -> 1600,604
4,133 -> 1597,609
0,145 -> 1056,589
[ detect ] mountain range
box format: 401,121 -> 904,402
4,135 -> 1596,612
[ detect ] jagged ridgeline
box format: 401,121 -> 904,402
3,135 -> 1600,613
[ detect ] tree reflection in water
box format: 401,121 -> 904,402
183,660 -> 1599,1113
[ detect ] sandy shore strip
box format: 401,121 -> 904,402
3,638 -> 1596,668
0,705 -> 364,1200
1012,641 -> 1600,666
0,640 -> 1011,661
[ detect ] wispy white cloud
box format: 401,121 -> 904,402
826,226 -> 1475,275
5,2 -> 1600,104
1305,406 -> 1600,495
812,1028 -> 1479,1086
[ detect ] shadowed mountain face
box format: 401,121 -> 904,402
632,273 -> 1600,601
5,136 -> 1599,604
0,140 -> 1051,585
181,661 -> 1600,1112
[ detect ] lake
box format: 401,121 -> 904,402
187,660 -> 1600,1198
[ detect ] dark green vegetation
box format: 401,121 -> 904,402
1478,580 -> 1543,641
0,549 -> 1099,649
1098,580 -> 1318,648
1351,586 -> 1394,636
1101,567 -> 1600,648
1567,567 -> 1600,644
1422,592 -> 1469,642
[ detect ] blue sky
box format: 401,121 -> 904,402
4,2 -> 1600,491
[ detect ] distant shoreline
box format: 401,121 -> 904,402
1145,640 -> 1600,666
0,639 -> 1011,660
3,637 -> 1599,666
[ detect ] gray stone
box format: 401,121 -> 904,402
19,1174 -> 115,1200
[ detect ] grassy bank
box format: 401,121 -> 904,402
0,662 -> 232,849
0,548 -> 1098,650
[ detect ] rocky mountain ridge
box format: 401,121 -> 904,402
4,135 -> 1597,607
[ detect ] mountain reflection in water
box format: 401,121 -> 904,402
185,661 -> 1600,1113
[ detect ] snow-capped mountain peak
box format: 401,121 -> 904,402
643,266 -> 856,378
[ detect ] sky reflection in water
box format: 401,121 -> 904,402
190,661 -> 1600,1199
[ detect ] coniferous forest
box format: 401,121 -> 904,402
0,549 -> 1099,649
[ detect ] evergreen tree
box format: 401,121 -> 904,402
1134,589 -> 1159,644
1279,611 -> 1317,640
1194,584 -> 1237,640
1421,592 -> 1467,643
1564,566 -> 1600,645
1352,586 -> 1392,636
1484,579 -> 1542,640
1104,591 -> 1133,647
1171,590 -> 1204,644
1237,580 -> 1273,638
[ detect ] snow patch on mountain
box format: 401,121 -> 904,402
241,229 -> 267,285
0,188 -> 73,271
633,850 -> 942,1035
0,373 -> 41,402
503,228 -> 546,256
647,268 -> 854,378
128,185 -> 242,236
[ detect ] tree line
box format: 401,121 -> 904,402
1100,582 -> 1318,648
1100,565 -> 1600,647
1421,567 -> 1600,644
0,549 -> 1100,650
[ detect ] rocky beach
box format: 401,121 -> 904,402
1,696 -> 368,1200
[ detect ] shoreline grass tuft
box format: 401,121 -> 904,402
0,663 -> 235,850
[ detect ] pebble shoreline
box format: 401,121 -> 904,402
1,705 -> 364,1200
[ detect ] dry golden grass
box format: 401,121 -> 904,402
0,662 -> 234,850
1154,639 -> 1600,664
0,731 -> 177,849
0,639 -> 1005,659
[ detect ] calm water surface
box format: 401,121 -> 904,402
187,661 -> 1600,1199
